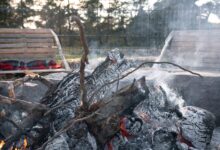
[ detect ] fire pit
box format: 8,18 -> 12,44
0,16 -> 219,150
0,49 -> 219,150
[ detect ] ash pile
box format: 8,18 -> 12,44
0,49 -> 219,150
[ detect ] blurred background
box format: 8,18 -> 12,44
0,0 -> 220,59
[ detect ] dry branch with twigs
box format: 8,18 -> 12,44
72,16 -> 90,109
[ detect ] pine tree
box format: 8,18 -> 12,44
0,0 -> 15,27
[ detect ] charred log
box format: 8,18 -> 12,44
86,77 -> 149,148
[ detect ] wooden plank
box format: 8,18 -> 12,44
170,41 -> 220,48
0,53 -> 55,59
170,53 -> 220,60
0,69 -> 70,74
0,38 -> 54,43
174,30 -> 220,36
170,46 -> 220,52
0,29 -> 51,34
0,38 -> 25,43
172,35 -> 220,42
181,65 -> 220,71
0,48 -> 56,54
165,57 -> 220,68
0,29 -> 70,73
162,58 -> 220,71
0,34 -> 53,38
0,43 -> 26,48
159,30 -> 220,73
0,43 -> 54,48
27,43 -> 54,48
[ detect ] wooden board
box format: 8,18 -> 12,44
0,48 -> 56,54
0,69 -> 69,74
158,30 -> 220,73
170,41 -> 220,48
0,29 -> 51,34
0,53 -> 55,59
0,43 -> 54,48
0,28 -> 71,73
0,38 -> 54,43
0,34 -> 53,38
172,35 -> 220,42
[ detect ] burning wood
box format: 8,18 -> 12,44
0,140 -> 5,149
0,137 -> 27,150
0,51 -> 216,150
0,16 -> 217,150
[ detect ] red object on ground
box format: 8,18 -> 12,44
27,60 -> 48,70
0,62 -> 13,70
48,60 -> 62,69
0,60 -> 62,71
27,60 -> 62,70
0,60 -> 23,70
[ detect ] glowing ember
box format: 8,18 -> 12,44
120,117 -> 131,138
0,140 -> 5,149
1,137 -> 28,150
23,137 -> 28,150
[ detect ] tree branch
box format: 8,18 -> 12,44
72,16 -> 89,109
13,75 -> 54,88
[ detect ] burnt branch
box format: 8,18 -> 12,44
13,75 -> 54,88
8,82 -> 15,98
72,16 -> 89,109
89,61 -> 202,102
0,95 -> 48,113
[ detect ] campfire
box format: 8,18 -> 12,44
0,16 -> 218,150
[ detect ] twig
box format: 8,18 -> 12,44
72,16 -> 89,109
88,61 -> 203,102
8,82 -> 15,98
43,102 -> 70,117
116,74 -> 120,91
13,75 -> 54,88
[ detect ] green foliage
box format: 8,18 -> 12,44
16,0 -> 35,28
0,0 -> 16,27
0,0 -> 34,28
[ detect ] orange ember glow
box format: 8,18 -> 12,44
23,137 -> 28,150
0,140 -> 5,149
119,117 -> 131,138
0,137 -> 28,150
